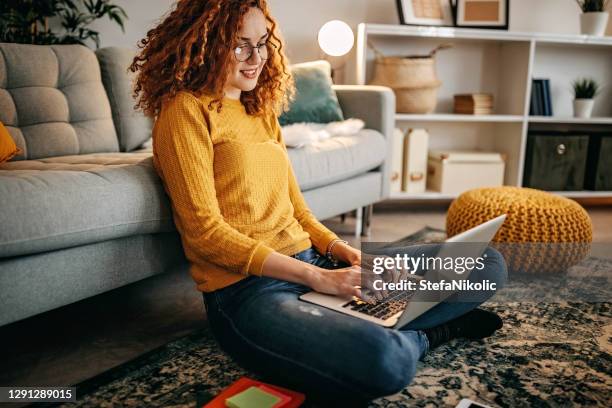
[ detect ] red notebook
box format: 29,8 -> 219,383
203,376 -> 305,408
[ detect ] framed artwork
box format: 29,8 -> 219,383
454,0 -> 509,30
396,0 -> 454,27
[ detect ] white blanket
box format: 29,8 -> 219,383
281,118 -> 365,148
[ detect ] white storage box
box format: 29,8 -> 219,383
427,150 -> 505,195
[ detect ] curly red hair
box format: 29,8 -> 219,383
129,0 -> 294,118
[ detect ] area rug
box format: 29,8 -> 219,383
42,228 -> 611,408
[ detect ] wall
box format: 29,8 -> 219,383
88,0 -> 395,60
608,1 -> 612,35
90,0 -> 612,82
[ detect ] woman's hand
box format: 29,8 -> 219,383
327,241 -> 388,302
306,264 -> 363,299
331,241 -> 362,266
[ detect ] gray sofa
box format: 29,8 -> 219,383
0,43 -> 394,327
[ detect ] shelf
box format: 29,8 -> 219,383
361,23 -> 612,47
388,190 -> 612,200
552,191 -> 612,198
362,24 -> 531,42
389,191 -> 458,200
529,116 -> 612,125
533,33 -> 612,47
394,115 -> 612,124
396,113 -> 524,123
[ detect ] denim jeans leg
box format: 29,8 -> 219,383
203,262 -> 429,405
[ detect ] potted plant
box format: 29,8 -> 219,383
0,0 -> 127,48
572,78 -> 601,118
575,0 -> 610,36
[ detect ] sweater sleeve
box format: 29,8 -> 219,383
153,92 -> 274,276
269,113 -> 341,255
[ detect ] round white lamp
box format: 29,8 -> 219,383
318,20 -> 354,57
317,20 -> 354,83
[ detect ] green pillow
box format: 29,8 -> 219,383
279,60 -> 344,126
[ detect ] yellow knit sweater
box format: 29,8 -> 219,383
152,91 -> 340,292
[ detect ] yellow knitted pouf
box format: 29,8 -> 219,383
446,187 -> 593,274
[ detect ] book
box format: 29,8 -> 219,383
531,80 -> 543,116
203,377 -> 305,408
529,80 -> 538,116
541,79 -> 549,116
257,385 -> 292,408
542,79 -> 553,116
531,78 -> 553,116
453,94 -> 494,115
225,386 -> 280,408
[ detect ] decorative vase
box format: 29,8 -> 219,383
580,12 -> 609,36
573,99 -> 594,118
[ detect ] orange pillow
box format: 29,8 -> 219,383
0,121 -> 22,163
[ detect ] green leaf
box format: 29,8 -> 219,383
1,0 -> 128,47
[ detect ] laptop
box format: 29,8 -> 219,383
299,214 -> 506,329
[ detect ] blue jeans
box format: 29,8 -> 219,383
202,243 -> 507,406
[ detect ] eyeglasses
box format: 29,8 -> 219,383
233,41 -> 275,62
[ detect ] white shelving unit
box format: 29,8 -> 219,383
395,113 -> 524,123
356,23 -> 612,201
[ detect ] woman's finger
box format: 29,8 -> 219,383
350,269 -> 362,286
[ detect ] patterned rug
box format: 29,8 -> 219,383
43,228 -> 611,408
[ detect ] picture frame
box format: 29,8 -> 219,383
453,0 -> 510,30
396,0 -> 454,27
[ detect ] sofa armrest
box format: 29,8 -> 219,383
333,85 -> 395,199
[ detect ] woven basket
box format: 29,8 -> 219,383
368,42 -> 450,113
395,85 -> 441,114
370,56 -> 439,88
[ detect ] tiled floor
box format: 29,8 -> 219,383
1,204 -> 611,396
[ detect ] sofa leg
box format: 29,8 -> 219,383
340,213 -> 347,223
361,204 -> 373,237
354,207 -> 363,237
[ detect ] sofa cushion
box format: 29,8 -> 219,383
96,47 -> 154,152
0,151 -> 175,258
287,129 -> 387,191
0,43 -> 119,161
279,60 -> 344,126
0,121 -> 21,163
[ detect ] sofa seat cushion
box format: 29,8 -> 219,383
287,129 -> 387,191
0,152 -> 175,258
0,127 -> 386,257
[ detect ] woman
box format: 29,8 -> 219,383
130,0 -> 507,405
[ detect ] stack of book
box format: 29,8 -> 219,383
453,94 -> 494,115
530,79 -> 553,116
203,377 -> 305,408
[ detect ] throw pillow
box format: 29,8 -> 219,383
0,121 -> 22,164
96,47 -> 154,152
279,60 -> 344,126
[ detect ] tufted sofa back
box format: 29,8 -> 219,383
0,43 -> 119,160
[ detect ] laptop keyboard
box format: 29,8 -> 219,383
342,290 -> 416,321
